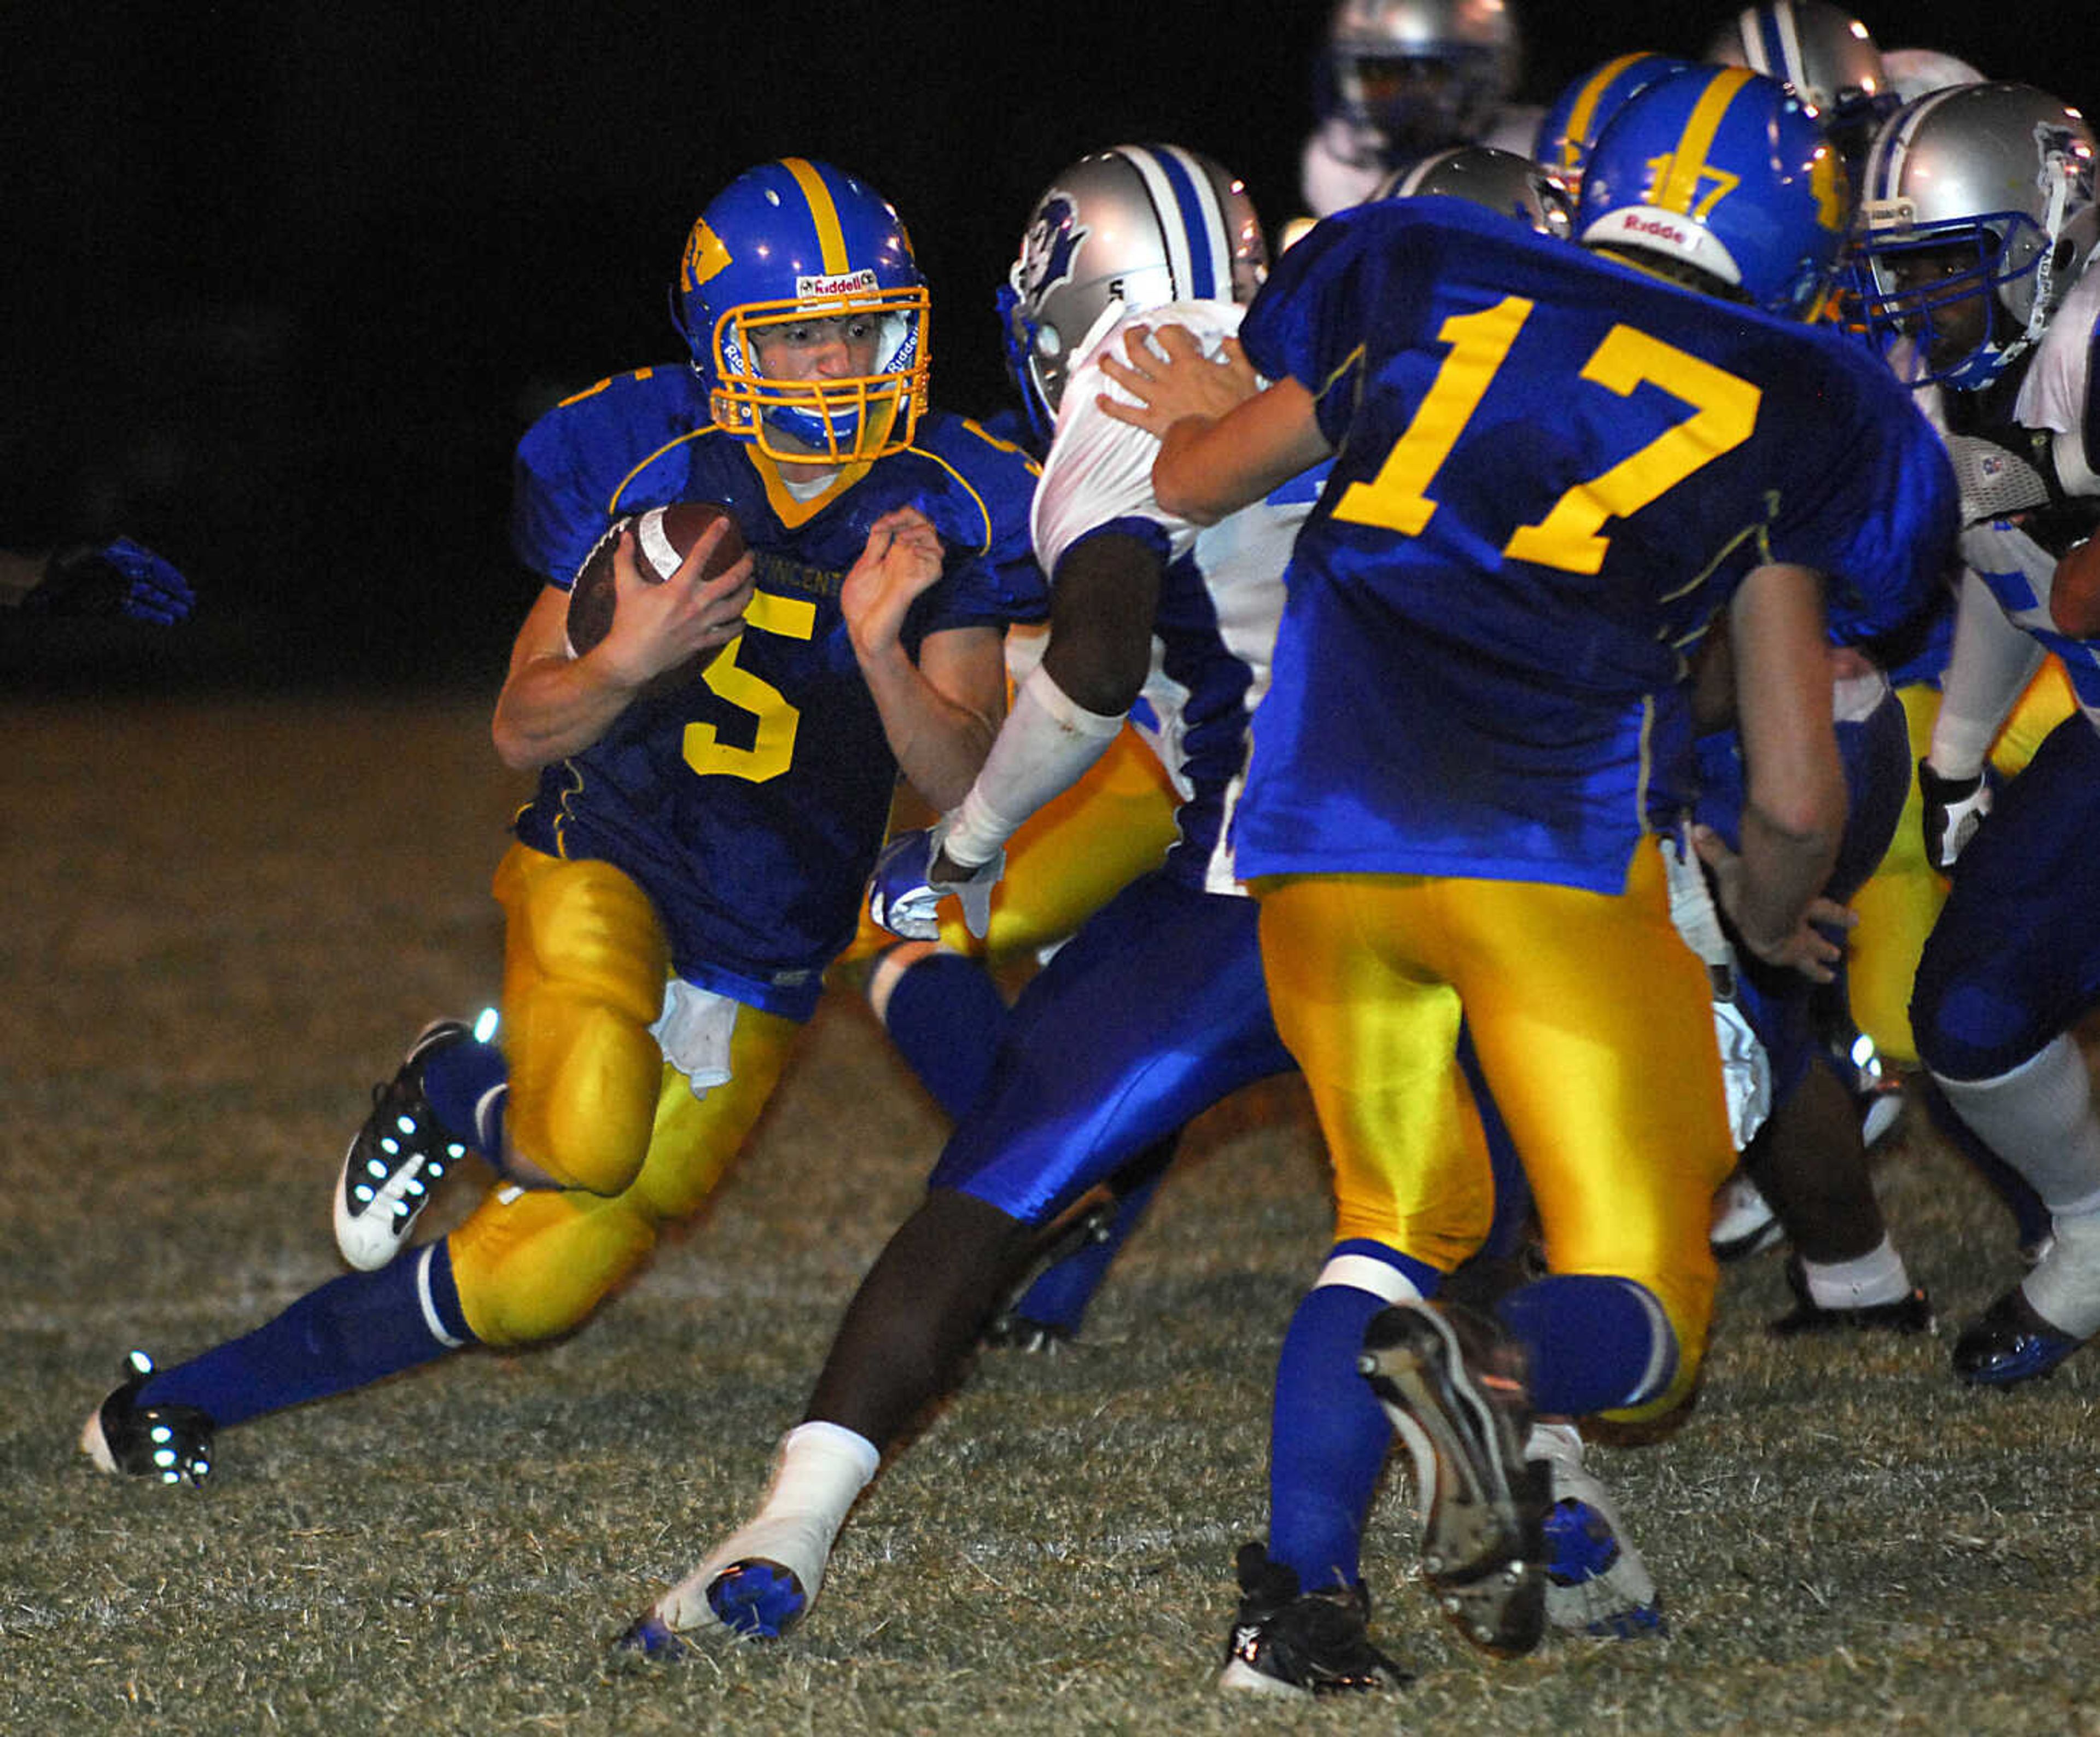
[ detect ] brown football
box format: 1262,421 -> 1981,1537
564,500 -> 748,660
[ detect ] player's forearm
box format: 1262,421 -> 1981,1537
491,648 -> 643,770
1728,798 -> 1842,958
938,664 -> 1125,871
1931,567 -> 2047,777
854,639 -> 1000,812
1151,378 -> 1330,526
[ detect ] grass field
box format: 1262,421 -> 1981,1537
6,695 -> 2100,1735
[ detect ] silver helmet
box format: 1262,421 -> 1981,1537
1378,144 -> 1573,238
1851,81 -> 2098,386
998,144 -> 1268,445
1881,46 -> 1986,107
1314,0 -> 1521,164
1707,1 -> 1895,167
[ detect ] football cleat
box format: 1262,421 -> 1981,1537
1217,1542 -> 1409,1697
1711,1171 -> 1783,1262
80,1351 -> 214,1486
1529,1423 -> 1666,1639
1768,1255 -> 1934,1337
703,1558 -> 809,1639
335,1020 -> 474,1272
610,1612 -> 702,1662
1359,1300 -> 1548,1658
981,1313 -> 1076,1355
1952,1286 -> 2086,1388
628,1509 -> 835,1652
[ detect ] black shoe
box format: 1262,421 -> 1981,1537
79,1351 -> 214,1485
1953,1285 -> 2086,1388
981,1313 -> 1075,1355
335,1020 -> 475,1271
1359,1301 -> 1548,1658
1767,1256 -> 1934,1337
1217,1542 -> 1408,1697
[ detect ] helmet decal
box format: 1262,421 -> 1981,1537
1017,193 -> 1091,312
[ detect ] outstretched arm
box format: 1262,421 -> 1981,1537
1095,324 -> 1331,524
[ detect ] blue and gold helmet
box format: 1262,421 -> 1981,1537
1577,66 -> 1850,320
1533,53 -> 1694,197
674,159 -> 930,463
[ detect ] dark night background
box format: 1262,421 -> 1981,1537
6,1 -> 2093,693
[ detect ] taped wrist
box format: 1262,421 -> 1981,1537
942,663 -> 1125,867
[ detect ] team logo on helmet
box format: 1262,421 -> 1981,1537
1018,193 -> 1090,311
2035,121 -> 2097,205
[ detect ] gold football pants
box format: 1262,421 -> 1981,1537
447,843 -> 798,1347
838,724 -> 1181,969
1256,842 -> 1733,1418
1846,663 -> 2075,1066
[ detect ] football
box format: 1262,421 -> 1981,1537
564,501 -> 748,661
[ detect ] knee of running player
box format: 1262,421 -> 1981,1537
1491,1267 -> 1708,1425
445,1184 -> 661,1348
499,856 -> 672,1195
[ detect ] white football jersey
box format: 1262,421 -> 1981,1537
1033,300 -> 1316,894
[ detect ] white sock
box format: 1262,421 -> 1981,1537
2025,1210 -> 2100,1339
654,1422 -> 880,1631
1933,1037 -> 2100,1214
1799,1237 -> 1912,1310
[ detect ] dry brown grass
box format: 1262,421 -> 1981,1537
6,695 -> 2099,1735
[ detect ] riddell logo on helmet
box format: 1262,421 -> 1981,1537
1614,213 -> 1695,249
797,269 -> 880,298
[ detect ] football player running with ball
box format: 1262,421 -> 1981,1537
80,159 -> 1043,1487
1102,66 -> 1953,1664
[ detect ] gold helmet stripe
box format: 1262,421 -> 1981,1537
781,157 -> 851,277
1564,54 -> 1654,172
1655,65 -> 1757,213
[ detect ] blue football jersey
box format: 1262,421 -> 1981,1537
508,365 -> 1046,1018
1233,199 -> 1957,891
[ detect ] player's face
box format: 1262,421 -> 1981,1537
751,313 -> 885,382
1882,240 -> 1993,371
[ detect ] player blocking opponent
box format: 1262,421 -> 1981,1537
80,159 -> 1044,1485
1845,83 -> 2100,1385
1105,66 -> 1954,1660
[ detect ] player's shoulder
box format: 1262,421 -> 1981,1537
891,410 -> 1041,549
908,408 -> 1040,478
517,365 -> 712,483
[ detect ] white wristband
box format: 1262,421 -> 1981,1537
942,663 -> 1126,867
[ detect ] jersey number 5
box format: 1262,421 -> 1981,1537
1334,294 -> 1762,575
681,591 -> 818,783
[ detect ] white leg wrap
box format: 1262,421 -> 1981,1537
1934,1036 -> 2100,1213
654,1422 -> 879,1632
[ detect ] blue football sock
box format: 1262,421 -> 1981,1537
1006,1139 -> 1175,1334
1493,1274 -> 1675,1417
419,1037 -> 509,1159
1268,1244 -> 1440,1593
876,949 -> 1009,1119
137,1244 -> 476,1428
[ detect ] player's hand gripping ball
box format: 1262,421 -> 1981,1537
565,502 -> 749,668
